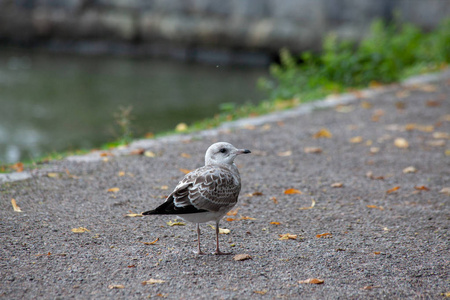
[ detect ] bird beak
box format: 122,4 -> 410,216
236,149 -> 251,155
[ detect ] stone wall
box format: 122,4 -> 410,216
0,0 -> 448,62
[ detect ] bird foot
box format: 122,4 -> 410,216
194,250 -> 206,255
213,250 -> 232,255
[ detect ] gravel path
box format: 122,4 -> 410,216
1,71 -> 449,299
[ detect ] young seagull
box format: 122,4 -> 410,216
142,142 -> 251,255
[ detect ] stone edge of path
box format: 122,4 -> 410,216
1,69 -> 449,184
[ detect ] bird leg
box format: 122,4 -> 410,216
214,221 -> 231,255
194,223 -> 205,255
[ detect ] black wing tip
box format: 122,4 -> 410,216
141,210 -> 156,215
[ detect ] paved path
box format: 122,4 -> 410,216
1,71 -> 449,299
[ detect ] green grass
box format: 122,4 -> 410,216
2,18 -> 449,173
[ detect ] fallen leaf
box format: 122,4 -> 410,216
298,278 -> 324,284
395,90 -> 410,98
11,198 -> 22,212
349,136 -> 363,144
433,132 -> 450,139
360,101 -> 373,109
140,238 -> 159,245
367,205 -> 384,210
107,187 -> 120,193
10,162 -> 24,172
208,225 -> 230,234
129,148 -> 145,155
270,221 -> 281,225
373,251 -> 381,255
118,171 -> 125,177
180,153 -> 191,158
270,197 -> 278,204
128,265 -> 136,268
304,147 -> 323,154
142,279 -> 165,285
233,254 -> 252,261
386,186 -> 400,194
371,109 -> 385,122
313,128 -> 332,138
239,215 -> 256,221
226,218 -> 236,221
284,188 -> 302,195
145,132 -> 154,138
167,220 -> 185,226
394,138 -> 409,149
299,199 -> 316,210
277,150 -> 292,157
439,187 -> 450,196
47,172 -> 60,178
179,168 -> 192,174
366,171 -> 384,180
316,232 -> 332,238
254,290 -> 268,295
402,166 -> 417,174
71,227 -> 90,233
279,233 -> 297,240
362,285 -> 381,290
369,147 -> 380,154
417,83 -> 437,92
414,185 -> 430,191
125,213 -> 143,217
144,151 -> 156,157
175,123 -> 188,132
160,185 -> 168,190
246,191 -> 263,197
108,284 -> 125,289
155,293 -> 167,298
369,81 -> 383,88
227,208 -> 240,216
331,182 -> 344,188
446,149 -> 450,156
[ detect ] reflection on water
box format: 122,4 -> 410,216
0,49 -> 267,164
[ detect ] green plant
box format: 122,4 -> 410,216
113,106 -> 134,145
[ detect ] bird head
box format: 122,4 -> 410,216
205,142 -> 251,166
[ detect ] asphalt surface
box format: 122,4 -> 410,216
1,71 -> 449,299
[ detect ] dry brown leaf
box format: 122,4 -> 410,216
366,171 -> 384,180
313,128 -> 332,139
386,186 -> 400,194
299,199 -> 316,210
362,285 -> 381,290
373,251 -> 381,255
11,198 -> 22,212
144,132 -> 154,138
179,168 -> 192,174
142,279 -> 165,285
402,166 -> 417,174
180,153 -> 191,158
47,172 -> 60,178
304,147 -> 323,154
167,220 -> 185,226
414,185 -> 430,191
226,217 -> 236,222
298,278 -> 324,284
175,123 -> 188,132
439,187 -> 450,196
129,148 -> 145,155
227,208 -> 240,216
284,188 -> 302,195
144,151 -> 156,157
349,136 -> 363,144
270,197 -> 278,204
107,187 -> 120,193
10,162 -> 24,172
277,150 -> 292,157
71,227 -> 90,233
371,109 -> 385,122
279,233 -> 297,240
140,238 -> 159,245
331,182 -> 344,188
426,99 -> 441,107
254,290 -> 268,295
160,185 -> 168,190
360,101 -> 373,109
100,152 -> 113,157
394,138 -> 409,149
316,232 -> 332,238
108,284 -> 125,289
270,221 -> 281,225
433,132 -> 450,139
246,191 -> 263,197
239,215 -> 256,221
233,254 -> 252,261
367,205 -> 384,210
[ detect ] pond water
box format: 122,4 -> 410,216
0,49 -> 267,164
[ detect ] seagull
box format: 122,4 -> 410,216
142,142 -> 251,255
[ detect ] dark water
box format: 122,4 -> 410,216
0,49 -> 267,164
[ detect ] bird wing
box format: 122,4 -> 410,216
172,165 -> 241,212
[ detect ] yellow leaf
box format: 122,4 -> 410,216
233,254 -> 252,261
299,278 -> 324,284
299,199 -> 316,210
180,153 -> 191,158
394,138 -> 409,149
239,215 -> 256,221
140,238 -> 159,245
316,232 -> 332,238
331,182 -> 344,188
427,140 -> 446,147
369,147 -> 380,154
226,208 -> 240,216
47,172 -> 60,178
167,220 -> 185,226
118,171 -> 125,177
284,188 -> 302,195
304,147 -> 322,154
270,221 -> 281,225
160,185 -> 169,190
179,168 -> 192,174
349,136 -> 363,143
433,132 -> 450,139
313,128 -> 332,139
144,151 -> 156,157
175,123 -> 188,132
270,197 -> 278,204
367,205 -> 384,210
439,187 -> 450,196
108,284 -> 125,289
125,213 -> 143,217
402,166 -> 417,174
254,290 -> 268,295
278,233 -> 297,240
141,279 -> 165,285
11,198 -> 22,212
277,150 -> 292,157
107,187 -> 120,193
71,227 -> 90,233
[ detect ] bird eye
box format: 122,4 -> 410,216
219,148 -> 227,153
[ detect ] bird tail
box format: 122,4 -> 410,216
141,209 -> 157,215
